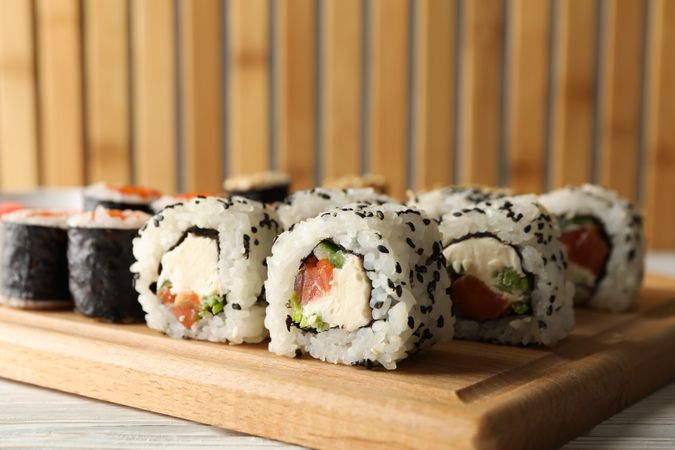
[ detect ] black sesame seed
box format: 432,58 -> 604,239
232,303 -> 242,310
524,225 -> 532,233
294,349 -> 302,358
546,305 -> 553,316
437,315 -> 444,328
374,301 -> 384,309
433,271 -> 440,282
396,285 -> 403,297
406,221 -> 415,232
408,316 -> 414,329
387,279 -> 395,289
628,249 -> 636,261
395,262 -> 402,273
423,218 -> 431,225
377,245 -> 389,254
286,316 -> 292,332
416,248 -> 424,255
453,212 -> 462,217
406,238 -> 416,248
254,239 -> 259,246
251,226 -> 258,233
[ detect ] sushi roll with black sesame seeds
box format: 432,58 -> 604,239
265,202 -> 454,369
539,184 -> 645,312
223,171 -> 290,204
275,187 -> 397,229
1,209 -> 72,309
438,195 -> 574,346
132,196 -> 280,343
68,208 -> 150,322
84,182 -> 162,214
406,185 -> 512,221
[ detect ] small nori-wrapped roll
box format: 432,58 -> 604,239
223,171 -> 290,204
68,208 -> 150,322
0,210 -> 72,309
84,182 -> 161,214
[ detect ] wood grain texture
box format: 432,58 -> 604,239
369,0 -> 410,199
277,0 -> 316,190
458,0 -> 504,186
228,0 -> 269,176
598,0 -> 644,201
413,0 -> 455,190
506,0 -> 550,194
0,0 -> 39,189
35,0 -> 85,187
83,0 -> 131,185
644,0 -> 675,249
131,0 -> 177,193
322,0 -> 362,182
180,0 -> 223,192
1,274 -> 675,450
550,0 -> 598,188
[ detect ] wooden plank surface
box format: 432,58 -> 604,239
506,0 -> 550,194
322,0 -> 362,183
277,0 -> 316,190
180,0 -> 223,192
35,0 -> 85,187
83,0 -> 131,185
644,0 -> 675,249
0,0 -> 39,190
458,0 -> 504,186
598,0 -> 644,202
0,274 -> 674,450
228,0 -> 269,176
369,0 -> 410,199
413,0 -> 455,190
131,0 -> 177,193
550,0 -> 598,188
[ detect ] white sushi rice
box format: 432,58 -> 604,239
2,209 -> 71,228
275,187 -> 396,229
438,195 -> 575,346
132,196 -> 280,344
68,207 -> 150,229
265,202 -> 454,370
539,184 -> 645,312
84,182 -> 160,204
407,185 -> 512,220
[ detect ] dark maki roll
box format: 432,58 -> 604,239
84,182 -> 161,213
0,210 -> 72,309
67,207 -> 150,322
223,171 -> 290,204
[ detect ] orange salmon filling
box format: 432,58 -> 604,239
158,284 -> 201,328
452,274 -> 512,321
114,185 -> 162,199
294,256 -> 334,304
560,227 -> 609,277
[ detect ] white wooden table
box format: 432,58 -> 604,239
1,253 -> 674,449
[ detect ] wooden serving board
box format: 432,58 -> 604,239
1,274 -> 675,450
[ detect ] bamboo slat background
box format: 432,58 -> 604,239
0,0 -> 672,248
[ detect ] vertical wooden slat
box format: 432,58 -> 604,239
323,0 -> 362,181
84,0 -> 130,185
0,0 -> 39,189
414,0 -> 455,190
277,0 -> 316,190
180,0 -> 223,192
598,0 -> 644,201
36,0 -> 84,186
644,0 -> 675,249
550,0 -> 598,187
369,0 -> 409,199
458,0 -> 504,186
131,0 -> 177,193
506,0 -> 550,194
229,0 -> 269,176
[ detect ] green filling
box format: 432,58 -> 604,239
317,241 -> 345,269
199,293 -> 225,317
492,267 -> 532,315
159,279 -> 172,290
557,215 -> 600,231
290,292 -> 328,332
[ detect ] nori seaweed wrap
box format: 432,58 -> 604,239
68,208 -> 150,322
223,171 -> 290,204
0,210 -> 72,309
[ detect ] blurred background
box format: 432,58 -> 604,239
0,0 -> 672,247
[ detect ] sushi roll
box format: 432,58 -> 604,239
275,187 -> 396,228
265,203 -> 454,369
151,192 -> 216,213
539,184 -> 645,311
0,209 -> 72,309
223,171 -> 290,204
84,182 -> 161,213
68,207 -> 150,322
132,196 -> 280,343
407,185 -> 511,221
438,195 -> 574,346
323,173 -> 388,194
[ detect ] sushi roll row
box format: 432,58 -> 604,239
0,207 -> 149,322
